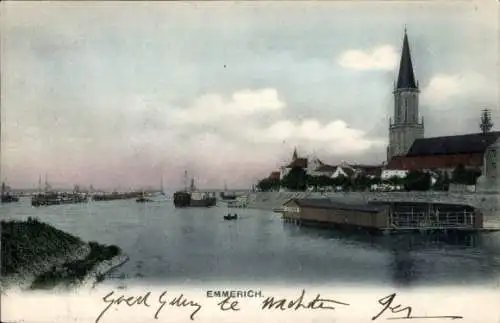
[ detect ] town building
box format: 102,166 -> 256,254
277,148 -> 382,182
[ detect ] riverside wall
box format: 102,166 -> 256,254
247,191 -> 500,228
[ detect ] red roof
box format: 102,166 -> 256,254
269,171 -> 281,180
387,154 -> 483,171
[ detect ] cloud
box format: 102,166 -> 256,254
169,88 -> 285,125
338,45 -> 399,71
421,73 -> 497,105
247,119 -> 386,154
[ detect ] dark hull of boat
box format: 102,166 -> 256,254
220,192 -> 237,200
173,191 -> 216,208
1,195 -> 19,203
190,198 -> 217,207
31,195 -> 87,207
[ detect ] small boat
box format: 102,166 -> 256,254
223,213 -> 238,221
136,191 -> 152,203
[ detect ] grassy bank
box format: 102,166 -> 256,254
1,217 -> 122,290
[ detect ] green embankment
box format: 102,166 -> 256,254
1,217 -> 121,289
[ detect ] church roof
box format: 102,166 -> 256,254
396,30 -> 418,90
406,132 -> 500,157
286,158 -> 308,168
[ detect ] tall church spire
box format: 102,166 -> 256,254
387,27 -> 424,163
396,28 -> 418,89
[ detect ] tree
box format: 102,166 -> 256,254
433,171 -> 450,191
352,174 -> 371,191
404,170 -> 431,191
257,178 -> 280,192
282,167 -> 307,191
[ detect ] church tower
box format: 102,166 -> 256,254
387,28 -> 424,163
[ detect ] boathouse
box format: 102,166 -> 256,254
282,198 -> 390,231
282,198 -> 483,232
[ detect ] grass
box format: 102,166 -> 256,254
1,217 -> 122,290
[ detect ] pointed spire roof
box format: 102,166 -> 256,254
396,28 -> 418,89
292,147 -> 298,160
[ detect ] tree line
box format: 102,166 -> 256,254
257,164 -> 482,192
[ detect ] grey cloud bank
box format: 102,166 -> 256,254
1,1 -> 498,189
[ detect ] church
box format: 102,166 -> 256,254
386,29 -> 500,188
270,29 -> 499,191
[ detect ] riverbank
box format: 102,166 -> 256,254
1,217 -> 127,291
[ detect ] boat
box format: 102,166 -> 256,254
30,176 -> 88,207
1,182 -> 19,203
173,171 -> 217,208
136,191 -> 153,203
220,182 -> 237,200
223,213 -> 238,221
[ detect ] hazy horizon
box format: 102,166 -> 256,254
1,1 -> 498,189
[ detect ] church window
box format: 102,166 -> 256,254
404,98 -> 408,122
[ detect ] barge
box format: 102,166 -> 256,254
281,198 -> 487,233
173,174 -> 216,208
31,192 -> 89,207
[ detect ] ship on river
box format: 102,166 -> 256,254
1,182 -> 19,203
31,176 -> 88,207
173,172 -> 216,208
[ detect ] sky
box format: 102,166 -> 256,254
1,1 -> 498,190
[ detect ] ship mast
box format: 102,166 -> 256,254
190,178 -> 196,192
183,170 -> 189,192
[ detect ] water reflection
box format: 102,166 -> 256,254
282,223 -> 500,287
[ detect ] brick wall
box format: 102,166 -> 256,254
390,153 -> 484,170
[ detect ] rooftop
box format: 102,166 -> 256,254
285,198 -> 386,213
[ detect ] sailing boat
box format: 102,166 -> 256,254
1,181 -> 19,203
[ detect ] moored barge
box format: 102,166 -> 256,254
282,198 -> 486,233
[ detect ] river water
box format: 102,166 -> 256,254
2,197 -> 500,288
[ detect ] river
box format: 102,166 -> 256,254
2,196 -> 500,288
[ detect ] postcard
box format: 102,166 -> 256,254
1,1 -> 499,322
